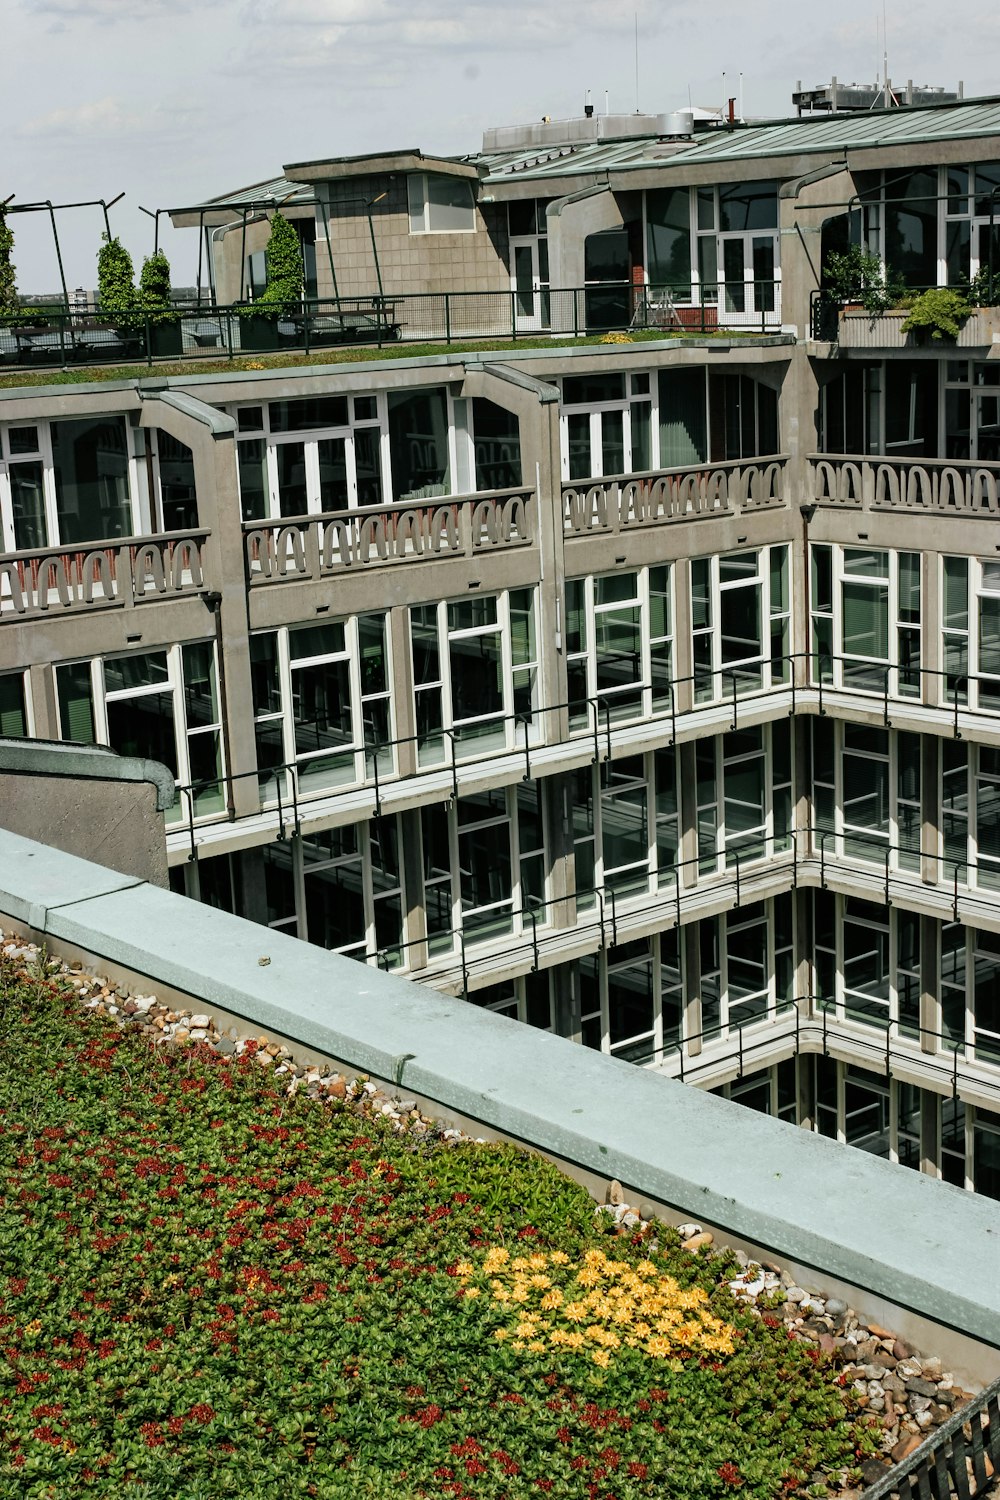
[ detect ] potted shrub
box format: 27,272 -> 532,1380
900,287 -> 971,343
822,245 -> 902,318
239,211 -> 304,351
139,250 -> 183,357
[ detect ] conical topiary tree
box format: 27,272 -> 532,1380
258,212 -> 303,307
0,209 -> 17,316
139,250 -> 172,313
97,233 -> 138,316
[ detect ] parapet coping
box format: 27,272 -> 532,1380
1,823 -> 997,1350
0,740 -> 176,814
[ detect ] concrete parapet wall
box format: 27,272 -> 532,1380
1,826 -> 997,1384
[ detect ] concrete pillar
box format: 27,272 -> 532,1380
920,1087 -> 940,1178
28,663 -> 56,739
399,807 -> 427,971
921,733 -> 941,887
920,913 -> 940,1057
682,920 -> 702,1058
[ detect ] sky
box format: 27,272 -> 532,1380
4,0 -> 1000,296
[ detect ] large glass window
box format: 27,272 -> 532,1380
691,545 -> 789,701
233,396 -> 386,521
566,565 -> 672,728
578,926 -> 683,1066
941,553 -> 1000,711
410,588 -> 538,763
420,781 -> 545,952
0,671 -> 30,737
50,416 -> 132,544
53,644 -> 222,821
696,723 -> 791,874
572,750 -> 678,905
646,187 -> 692,294
811,545 -> 920,696
561,372 -> 653,481
250,613 -> 391,799
811,720 -> 921,872
387,388 -> 451,500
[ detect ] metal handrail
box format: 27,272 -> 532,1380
859,1371 -> 1000,1500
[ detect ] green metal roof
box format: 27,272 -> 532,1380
171,177 -> 316,215
476,95 -> 1000,184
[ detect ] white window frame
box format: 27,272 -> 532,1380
407,172 -> 477,236
231,395 -> 390,520
559,371 -> 657,482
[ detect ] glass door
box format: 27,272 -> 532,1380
719,233 -> 779,324
510,239 -> 549,331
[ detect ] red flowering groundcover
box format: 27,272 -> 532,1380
0,951 -> 875,1498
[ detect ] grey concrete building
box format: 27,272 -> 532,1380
6,92 -> 1000,1202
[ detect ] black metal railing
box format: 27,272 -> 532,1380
0,280 -> 786,373
859,1371 -> 1000,1500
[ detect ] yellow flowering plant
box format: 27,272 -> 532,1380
456,1245 -> 736,1368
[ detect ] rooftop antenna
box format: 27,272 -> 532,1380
871,1 -> 898,108
738,71 -> 744,122
605,87 -> 609,115
634,12 -> 639,112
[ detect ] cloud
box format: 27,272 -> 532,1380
25,0 -> 193,17
16,96 -> 205,143
235,0 -> 671,80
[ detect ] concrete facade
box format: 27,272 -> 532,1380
9,92 -> 1000,1208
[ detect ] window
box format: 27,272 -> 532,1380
944,163 -> 1000,288
566,565 -> 672,728
646,187 -> 692,295
420,781 -> 545,952
698,896 -> 794,1041
243,818 -> 404,966
691,546 -> 789,701
578,927 -> 682,1065
450,397 -> 522,493
387,388 -> 451,500
233,395 -> 386,522
54,644 -> 223,821
707,374 -> 779,461
0,671 -> 30,737
810,545 -> 920,696
813,892 -> 919,1038
695,723 -> 791,874
250,614 -> 391,799
410,589 -> 538,763
561,372 -> 654,481
941,554 -> 1000,711
1,415 -> 141,552
811,720 -> 921,872
467,972 -> 555,1031
940,741 -> 1000,893
571,752 -> 678,909
407,173 -> 476,234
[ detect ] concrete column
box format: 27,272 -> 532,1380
399,807 -> 427,971
677,741 -> 699,894
682,920 -> 702,1058
922,549 -> 942,708
388,606 -> 417,779
919,913 -> 940,1058
673,559 -> 694,715
921,733 -> 940,887
797,1054 -> 816,1132
920,1087 -> 941,1178
28,663 -> 56,739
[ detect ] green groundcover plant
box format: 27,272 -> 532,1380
0,950 -> 876,1499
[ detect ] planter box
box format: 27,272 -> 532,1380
149,321 -> 184,358
839,306 -> 1000,349
238,314 -> 282,353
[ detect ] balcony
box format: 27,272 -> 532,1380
810,453 -> 1000,516
0,530 -> 210,619
243,485 -> 533,586
810,293 -> 1000,348
563,455 -> 788,538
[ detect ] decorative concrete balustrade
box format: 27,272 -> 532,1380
243,487 -> 533,584
810,454 -> 1000,515
562,456 -> 788,536
0,531 -> 210,618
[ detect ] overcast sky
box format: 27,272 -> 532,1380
5,0 -> 999,295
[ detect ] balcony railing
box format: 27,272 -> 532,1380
0,530 -> 209,619
563,455 -> 788,536
243,486 -> 533,584
810,454 -> 1000,515
0,282 -> 786,373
